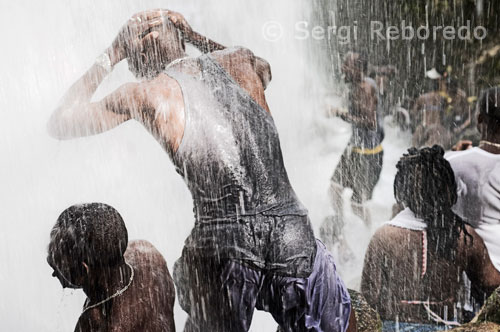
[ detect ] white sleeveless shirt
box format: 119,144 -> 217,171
446,147 -> 500,272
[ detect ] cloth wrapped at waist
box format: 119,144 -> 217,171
184,211 -> 316,278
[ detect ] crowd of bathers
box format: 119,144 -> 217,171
319,51 -> 500,331
44,9 -> 500,332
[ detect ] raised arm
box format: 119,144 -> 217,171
47,16 -> 157,139
47,59 -> 138,140
165,10 -> 272,91
165,10 -> 226,53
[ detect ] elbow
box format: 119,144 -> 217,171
47,111 -> 71,140
46,114 -> 62,139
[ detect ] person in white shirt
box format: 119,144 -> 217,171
446,86 -> 500,273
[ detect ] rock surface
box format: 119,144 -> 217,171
348,289 -> 383,332
275,289 -> 382,332
450,287 -> 500,332
449,322 -> 500,331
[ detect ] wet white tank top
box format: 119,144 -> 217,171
446,147 -> 500,272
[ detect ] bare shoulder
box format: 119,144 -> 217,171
125,240 -> 168,269
211,46 -> 256,63
100,81 -> 151,116
461,225 -> 484,253
373,225 -> 409,242
127,239 -> 160,252
126,239 -> 164,256
109,82 -> 144,100
368,225 -> 416,255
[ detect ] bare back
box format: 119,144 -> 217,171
75,240 -> 175,332
130,48 -> 271,153
361,225 -> 483,323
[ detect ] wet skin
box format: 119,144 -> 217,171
49,241 -> 175,332
47,10 -> 271,155
361,224 -> 500,324
331,54 -> 378,130
47,10 -> 356,331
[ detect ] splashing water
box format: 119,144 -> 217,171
0,1 -> 411,331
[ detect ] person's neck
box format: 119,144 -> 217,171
479,133 -> 500,154
83,261 -> 131,303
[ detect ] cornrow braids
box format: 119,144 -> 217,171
394,145 -> 471,261
479,86 -> 500,127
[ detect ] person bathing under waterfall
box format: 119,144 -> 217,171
48,9 -> 355,332
47,203 -> 176,332
320,52 -> 385,260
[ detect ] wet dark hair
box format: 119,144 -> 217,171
48,203 -> 128,271
126,18 -> 185,79
394,146 -> 470,260
478,86 -> 500,125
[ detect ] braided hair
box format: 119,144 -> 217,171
478,86 -> 500,130
394,145 -> 470,261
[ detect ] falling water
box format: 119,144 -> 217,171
0,0 -> 411,331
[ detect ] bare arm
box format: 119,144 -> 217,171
47,58 -> 136,139
166,10 -> 226,53
183,29 -> 226,53
47,14 -> 161,139
166,11 -> 273,93
463,226 -> 500,294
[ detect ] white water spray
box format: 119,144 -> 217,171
0,1 -> 409,331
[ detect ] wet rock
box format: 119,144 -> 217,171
450,287 -> 500,331
275,289 -> 382,332
475,287 -> 500,325
449,322 -> 500,331
348,289 -> 383,332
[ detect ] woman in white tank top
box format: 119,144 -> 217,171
446,86 -> 500,272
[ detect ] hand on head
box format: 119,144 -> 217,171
109,9 -> 190,65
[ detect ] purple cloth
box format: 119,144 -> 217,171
174,240 -> 351,332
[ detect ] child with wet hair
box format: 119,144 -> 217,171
47,203 -> 175,332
